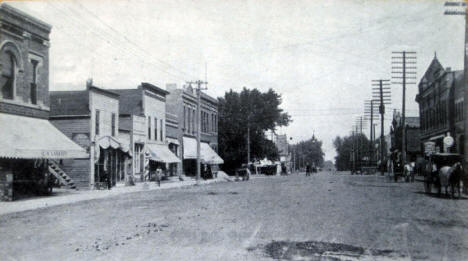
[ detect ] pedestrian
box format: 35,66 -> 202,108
156,166 -> 162,187
306,163 -> 311,176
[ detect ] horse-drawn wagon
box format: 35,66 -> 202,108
423,153 -> 463,198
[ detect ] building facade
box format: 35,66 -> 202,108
166,83 -> 223,177
0,4 -> 87,200
390,110 -> 421,163
50,82 -> 130,189
111,83 -> 180,182
415,56 -> 464,154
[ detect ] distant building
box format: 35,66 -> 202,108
274,134 -> 291,173
415,55 -> 464,154
0,4 -> 87,200
165,83 -> 223,177
390,110 -> 421,162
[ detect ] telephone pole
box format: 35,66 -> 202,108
392,51 -> 417,167
365,99 -> 378,165
372,79 -> 391,175
186,80 -> 208,184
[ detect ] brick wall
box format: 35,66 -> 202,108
0,4 -> 51,117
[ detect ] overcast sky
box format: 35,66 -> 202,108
8,0 -> 465,161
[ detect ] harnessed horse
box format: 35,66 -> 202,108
438,162 -> 464,199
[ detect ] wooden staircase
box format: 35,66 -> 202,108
48,161 -> 77,190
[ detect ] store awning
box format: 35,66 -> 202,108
0,113 -> 88,159
183,137 -> 223,164
146,143 -> 180,163
201,143 -> 224,164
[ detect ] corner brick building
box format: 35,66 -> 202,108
0,4 -> 87,200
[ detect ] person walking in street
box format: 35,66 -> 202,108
306,163 -> 311,176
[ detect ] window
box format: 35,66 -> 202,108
95,110 -> 100,135
148,116 -> 151,139
154,117 -> 158,140
187,108 -> 191,133
111,113 -> 116,136
183,106 -> 186,132
192,109 -> 195,134
1,51 -> 16,100
160,119 -> 163,141
30,59 -> 39,104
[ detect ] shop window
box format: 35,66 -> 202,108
1,51 -> 16,100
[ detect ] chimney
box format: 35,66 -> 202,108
86,78 -> 93,89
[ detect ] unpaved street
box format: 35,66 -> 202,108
1,172 -> 468,260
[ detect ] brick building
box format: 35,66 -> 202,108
415,55 -> 464,154
110,83 -> 180,182
49,81 -> 130,189
166,83 -> 223,177
0,4 -> 87,200
390,110 -> 421,163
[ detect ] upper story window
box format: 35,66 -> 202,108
95,110 -> 100,136
30,59 -> 39,105
1,50 -> 16,100
148,116 -> 151,140
160,119 -> 163,141
183,106 -> 186,132
154,117 -> 158,141
111,113 -> 116,136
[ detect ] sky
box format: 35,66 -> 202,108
6,0 -> 466,161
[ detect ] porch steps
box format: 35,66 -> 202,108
47,161 -> 77,190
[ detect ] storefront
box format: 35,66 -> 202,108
94,136 -> 131,188
182,137 -> 224,178
145,143 -> 180,180
0,113 -> 88,200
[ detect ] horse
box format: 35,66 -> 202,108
438,162 -> 464,199
403,163 -> 414,182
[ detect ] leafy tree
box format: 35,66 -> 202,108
333,133 -> 372,171
218,88 -> 291,173
291,135 -> 325,169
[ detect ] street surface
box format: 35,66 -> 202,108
1,171 -> 468,260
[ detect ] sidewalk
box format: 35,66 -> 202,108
0,177 -> 226,216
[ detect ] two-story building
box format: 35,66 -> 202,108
415,55 -> 464,154
0,4 -> 87,200
166,83 -> 223,177
111,83 -> 180,182
49,81 -> 130,189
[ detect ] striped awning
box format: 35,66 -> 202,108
0,113 -> 88,159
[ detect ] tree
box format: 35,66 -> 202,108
291,135 -> 325,169
333,133 -> 372,171
218,88 -> 291,173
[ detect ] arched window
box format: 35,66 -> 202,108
0,50 -> 16,100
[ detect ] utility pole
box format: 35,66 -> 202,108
186,80 -> 208,184
365,99 -> 378,165
372,79 -> 391,175
392,51 -> 417,168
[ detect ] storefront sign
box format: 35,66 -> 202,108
424,142 -> 436,155
41,150 -> 68,157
